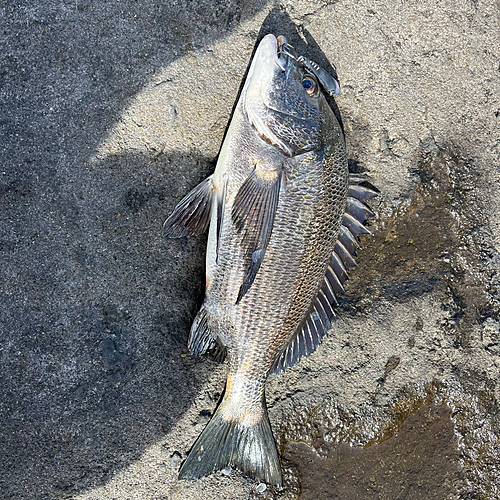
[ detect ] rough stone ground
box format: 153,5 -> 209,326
1,1 -> 499,499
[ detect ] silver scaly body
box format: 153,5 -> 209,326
163,34 -> 377,486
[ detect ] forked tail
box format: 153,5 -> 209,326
178,386 -> 282,486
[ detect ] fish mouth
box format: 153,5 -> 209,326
276,35 -> 288,71
258,34 -> 293,72
276,35 -> 298,71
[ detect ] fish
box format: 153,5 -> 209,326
162,33 -> 377,487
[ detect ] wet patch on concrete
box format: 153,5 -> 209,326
343,146 -> 499,347
262,378 -> 499,499
341,146 -> 500,499
284,404 -> 461,500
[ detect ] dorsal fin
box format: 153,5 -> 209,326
271,175 -> 377,375
347,177 -> 379,202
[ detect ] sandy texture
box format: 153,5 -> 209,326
1,1 -> 499,499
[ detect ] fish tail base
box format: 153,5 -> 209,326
178,396 -> 282,486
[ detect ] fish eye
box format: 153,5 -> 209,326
302,75 -> 317,96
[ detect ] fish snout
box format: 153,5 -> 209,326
257,34 -> 287,72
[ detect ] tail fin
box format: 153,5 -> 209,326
178,392 -> 282,486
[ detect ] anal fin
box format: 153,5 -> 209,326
188,306 -> 226,362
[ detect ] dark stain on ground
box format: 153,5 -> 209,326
343,146 -> 498,347
283,404 -> 461,500
374,355 -> 401,387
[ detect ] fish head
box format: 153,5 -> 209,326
242,34 -> 338,157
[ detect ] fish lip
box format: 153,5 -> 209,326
260,33 -> 287,72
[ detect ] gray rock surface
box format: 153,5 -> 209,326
1,1 -> 499,499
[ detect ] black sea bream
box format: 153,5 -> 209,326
163,33 -> 377,486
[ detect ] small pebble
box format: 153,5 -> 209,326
256,483 -> 267,493
221,466 -> 232,476
168,451 -> 182,471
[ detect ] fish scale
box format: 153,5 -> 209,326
162,33 -> 377,486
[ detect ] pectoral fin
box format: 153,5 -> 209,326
232,164 -> 282,303
162,176 -> 214,238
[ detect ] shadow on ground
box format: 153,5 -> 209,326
0,147 -> 214,499
1,1 -> 272,498
2,3 -> 341,498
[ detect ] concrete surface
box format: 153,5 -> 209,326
1,1 -> 499,499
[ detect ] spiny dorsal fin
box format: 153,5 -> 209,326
162,176 -> 214,238
271,175 -> 377,375
232,164 -> 282,303
348,176 -> 379,202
